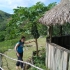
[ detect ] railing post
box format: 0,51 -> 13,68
0,55 -> 2,67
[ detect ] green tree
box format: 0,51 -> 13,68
31,23 -> 40,56
8,2 -> 57,55
8,2 -> 48,56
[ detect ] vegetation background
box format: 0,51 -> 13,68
0,1 -> 70,70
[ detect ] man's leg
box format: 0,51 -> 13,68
16,54 -> 20,70
20,53 -> 24,69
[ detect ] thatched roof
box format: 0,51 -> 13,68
39,0 -> 70,26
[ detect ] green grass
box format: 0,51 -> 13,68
1,37 -> 47,70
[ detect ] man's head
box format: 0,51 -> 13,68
20,36 -> 25,42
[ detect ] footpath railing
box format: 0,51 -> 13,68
0,53 -> 44,70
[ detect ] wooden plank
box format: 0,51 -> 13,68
55,49 -> 59,70
50,44 -> 53,70
55,49 -> 62,70
60,50 -> 64,70
50,45 -> 56,70
68,54 -> 70,70
46,43 -> 49,67
52,46 -> 56,70
48,44 -> 51,69
63,51 -> 68,70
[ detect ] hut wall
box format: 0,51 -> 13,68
46,42 -> 70,70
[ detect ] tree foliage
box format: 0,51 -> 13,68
0,2 -> 57,41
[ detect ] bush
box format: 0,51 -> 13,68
29,48 -> 47,70
0,34 -> 5,42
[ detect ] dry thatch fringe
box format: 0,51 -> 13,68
39,0 -> 70,26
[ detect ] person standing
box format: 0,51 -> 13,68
15,36 -> 35,70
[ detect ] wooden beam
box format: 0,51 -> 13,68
47,26 -> 53,43
60,26 -> 62,36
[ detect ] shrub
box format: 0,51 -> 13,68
29,48 -> 47,70
0,34 -> 5,42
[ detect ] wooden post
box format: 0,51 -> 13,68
50,25 -> 53,42
0,55 -> 2,67
47,26 -> 53,43
60,26 -> 62,36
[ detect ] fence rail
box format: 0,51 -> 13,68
0,53 -> 43,70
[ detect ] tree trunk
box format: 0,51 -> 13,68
35,38 -> 38,57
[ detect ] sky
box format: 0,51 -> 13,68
0,0 -> 60,14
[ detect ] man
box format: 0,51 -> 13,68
15,36 -> 35,70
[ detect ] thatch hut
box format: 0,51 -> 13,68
39,0 -> 70,25
39,0 -> 70,70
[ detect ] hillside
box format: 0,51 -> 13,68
1,38 -> 46,70
0,10 -> 11,31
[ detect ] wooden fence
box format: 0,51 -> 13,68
46,42 -> 70,70
0,55 -> 2,67
0,53 -> 43,70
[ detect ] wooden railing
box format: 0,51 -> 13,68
46,42 -> 70,70
0,53 -> 43,70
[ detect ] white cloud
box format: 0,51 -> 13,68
0,0 -> 60,13
30,0 -> 47,4
0,0 -> 47,9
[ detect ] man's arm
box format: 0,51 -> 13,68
14,43 -> 20,56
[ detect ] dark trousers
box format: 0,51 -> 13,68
16,52 -> 23,68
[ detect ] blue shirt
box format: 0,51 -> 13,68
16,42 -> 24,53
